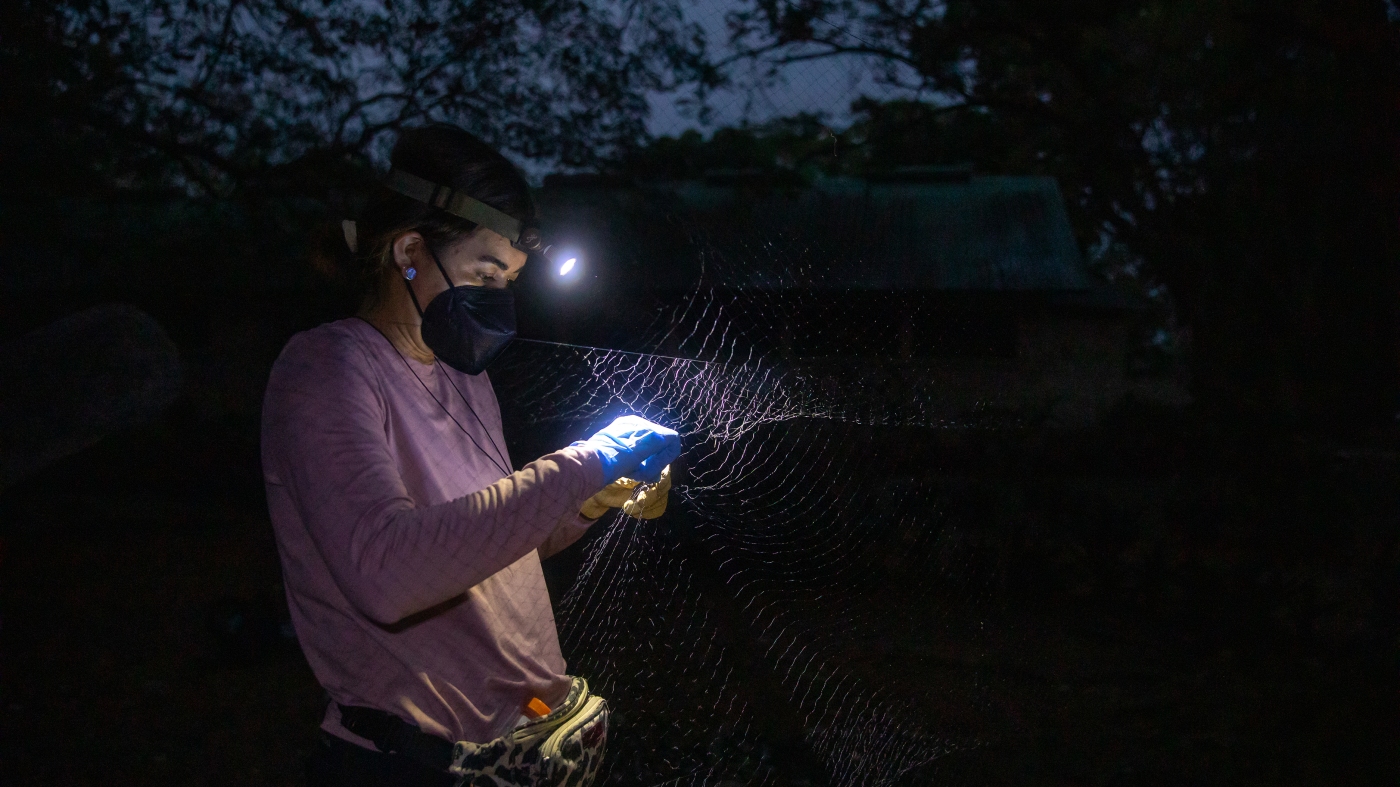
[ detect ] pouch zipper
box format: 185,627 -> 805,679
540,695 -> 607,763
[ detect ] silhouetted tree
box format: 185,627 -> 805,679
3,0 -> 711,195
719,0 -> 1400,434
0,0 -> 714,287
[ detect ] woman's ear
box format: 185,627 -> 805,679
391,231 -> 424,277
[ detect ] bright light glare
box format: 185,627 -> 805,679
559,257 -> 577,276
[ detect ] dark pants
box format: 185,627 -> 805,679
306,732 -> 457,787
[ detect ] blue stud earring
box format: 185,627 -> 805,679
404,267 -> 417,281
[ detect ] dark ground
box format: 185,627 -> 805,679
1,398 -> 1396,785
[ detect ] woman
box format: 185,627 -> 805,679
261,124 -> 680,786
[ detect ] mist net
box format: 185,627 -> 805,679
489,219 -> 1026,787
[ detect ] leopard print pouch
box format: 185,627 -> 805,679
449,677 -> 608,787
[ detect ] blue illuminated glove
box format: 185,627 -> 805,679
573,415 -> 681,485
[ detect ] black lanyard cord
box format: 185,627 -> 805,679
357,317 -> 512,478
438,361 -> 512,472
398,355 -> 511,479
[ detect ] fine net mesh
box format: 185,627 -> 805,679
491,218 -> 1027,786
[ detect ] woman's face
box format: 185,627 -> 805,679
392,227 -> 528,306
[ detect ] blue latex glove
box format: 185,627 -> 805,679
573,415 -> 681,485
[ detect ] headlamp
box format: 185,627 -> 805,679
382,169 -> 560,264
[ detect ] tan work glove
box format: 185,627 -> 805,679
580,465 -> 671,520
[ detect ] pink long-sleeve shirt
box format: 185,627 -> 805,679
261,317 -> 604,748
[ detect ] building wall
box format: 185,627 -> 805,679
794,313 -> 1190,429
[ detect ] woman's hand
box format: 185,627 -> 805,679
621,465 -> 671,519
580,478 -> 639,520
580,465 -> 672,520
574,415 -> 681,484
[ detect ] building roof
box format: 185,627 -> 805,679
537,174 -> 1132,307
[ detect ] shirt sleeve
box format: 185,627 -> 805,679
263,331 -> 604,626
537,514 -> 595,560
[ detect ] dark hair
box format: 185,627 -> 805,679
311,124 -> 535,306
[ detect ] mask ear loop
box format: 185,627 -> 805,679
402,245 -> 459,317
425,245 -> 458,289
403,277 -> 426,317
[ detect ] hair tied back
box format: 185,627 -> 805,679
341,219 -> 358,254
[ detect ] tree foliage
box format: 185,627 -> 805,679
2,0 -> 711,198
0,0 -> 713,290
712,0 -> 1400,431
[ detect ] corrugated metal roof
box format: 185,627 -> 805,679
538,175 -> 1095,293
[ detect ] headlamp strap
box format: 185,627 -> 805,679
383,169 -> 523,245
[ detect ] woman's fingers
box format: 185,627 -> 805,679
631,431 -> 680,483
621,466 -> 671,519
579,415 -> 680,485
592,478 -> 638,508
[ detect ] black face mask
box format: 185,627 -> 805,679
406,248 -> 516,375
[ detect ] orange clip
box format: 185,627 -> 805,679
524,697 -> 551,719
